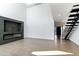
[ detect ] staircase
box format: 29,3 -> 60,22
63,4 -> 79,40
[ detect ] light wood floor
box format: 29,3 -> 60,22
0,38 -> 79,56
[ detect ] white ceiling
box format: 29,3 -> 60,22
49,3 -> 75,23
26,3 -> 42,7
26,3 -> 36,6
26,3 -> 77,25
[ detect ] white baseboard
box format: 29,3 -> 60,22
70,39 -> 79,46
24,36 -> 54,40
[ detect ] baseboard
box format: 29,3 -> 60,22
69,39 -> 79,46
24,37 -> 54,41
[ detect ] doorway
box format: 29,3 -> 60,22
56,26 -> 61,39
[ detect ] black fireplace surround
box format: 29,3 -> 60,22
0,16 -> 24,44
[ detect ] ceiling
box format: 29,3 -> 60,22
26,3 -> 77,25
49,3 -> 75,23
26,3 -> 42,7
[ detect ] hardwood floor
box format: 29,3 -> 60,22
0,38 -> 79,56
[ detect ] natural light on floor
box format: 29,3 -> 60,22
32,50 -> 73,56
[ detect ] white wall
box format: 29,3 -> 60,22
0,3 -> 26,37
70,26 -> 79,45
26,4 -> 54,40
64,3 -> 79,46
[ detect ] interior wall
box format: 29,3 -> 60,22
62,3 -> 79,46
26,4 -> 54,40
0,3 -> 26,37
70,26 -> 79,46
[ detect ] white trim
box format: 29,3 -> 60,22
24,37 -> 54,40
